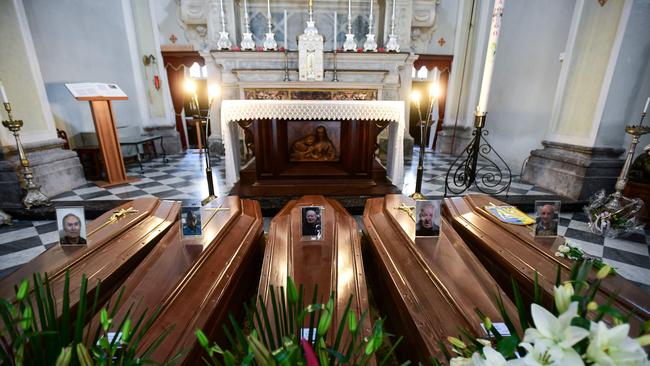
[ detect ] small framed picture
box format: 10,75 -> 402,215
301,206 -> 323,240
56,207 -> 87,246
416,200 -> 440,237
534,200 -> 561,237
181,206 -> 202,237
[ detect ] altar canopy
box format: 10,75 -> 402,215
221,100 -> 405,187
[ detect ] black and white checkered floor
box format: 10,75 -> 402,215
1,149 -> 648,292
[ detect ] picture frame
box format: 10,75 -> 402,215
56,206 -> 87,246
180,206 -> 202,237
415,200 -> 441,237
287,121 -> 341,162
534,200 -> 561,237
301,206 -> 323,240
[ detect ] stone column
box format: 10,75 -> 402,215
522,0 -> 648,200
0,0 -> 85,208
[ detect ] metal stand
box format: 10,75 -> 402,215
2,102 -> 51,209
190,95 -> 217,206
409,119 -> 430,200
444,112 -> 511,196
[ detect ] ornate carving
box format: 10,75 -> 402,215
298,21 -> 324,81
410,0 -> 439,53
289,125 -> 338,162
243,89 -> 377,101
180,0 -> 208,24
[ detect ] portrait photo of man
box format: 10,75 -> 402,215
416,200 -> 440,237
56,207 -> 87,245
301,206 -> 323,239
534,201 -> 560,237
181,206 -> 202,237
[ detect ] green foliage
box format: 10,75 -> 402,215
0,271 -> 179,365
196,277 -> 401,365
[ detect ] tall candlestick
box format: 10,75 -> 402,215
476,0 -> 505,115
333,12 -> 337,50
284,9 -> 288,48
267,0 -> 272,30
309,0 -> 313,22
644,97 -> 649,114
391,0 -> 396,27
0,82 -> 8,104
348,0 -> 352,32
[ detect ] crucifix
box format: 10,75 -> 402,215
395,202 -> 415,222
89,207 -> 139,236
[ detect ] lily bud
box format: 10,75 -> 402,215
448,336 -> 467,349
587,301 -> 598,312
596,265 -> 612,279
553,282 -> 574,314
637,334 -> 650,347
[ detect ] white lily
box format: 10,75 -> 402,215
553,282 -> 574,314
521,302 -> 588,364
520,340 -> 584,365
449,357 -> 472,366
471,346 -> 523,366
586,321 -> 649,366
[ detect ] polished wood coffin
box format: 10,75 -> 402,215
128,196 -> 264,364
0,198 -> 178,312
443,195 -> 650,333
363,195 -> 517,362
258,195 -> 373,349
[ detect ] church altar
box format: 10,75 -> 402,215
221,99 -> 405,189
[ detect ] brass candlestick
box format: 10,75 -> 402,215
2,102 -> 50,209
606,111 -> 649,211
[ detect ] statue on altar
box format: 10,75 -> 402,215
290,125 -> 338,161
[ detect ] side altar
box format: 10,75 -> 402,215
222,99 -> 404,196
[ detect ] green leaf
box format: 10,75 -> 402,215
16,279 -> 29,301
20,306 -> 33,330
286,276 -> 298,304
348,311 -> 358,334
100,308 -> 109,332
496,336 -> 519,358
54,346 -> 72,366
196,328 -> 210,349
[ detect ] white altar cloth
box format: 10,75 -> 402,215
220,100 -> 405,187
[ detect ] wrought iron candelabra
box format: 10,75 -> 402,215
444,111 -> 511,196
409,87 -> 439,200
2,102 -> 51,209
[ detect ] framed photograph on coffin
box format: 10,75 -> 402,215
301,206 -> 323,241
181,206 -> 202,237
56,207 -> 87,246
288,121 -> 340,162
534,200 -> 561,237
415,200 -> 440,237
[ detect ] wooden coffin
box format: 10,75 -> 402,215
258,195 -> 373,351
0,198 -> 178,312
128,196 -> 264,364
363,195 -> 517,362
443,195 -> 650,332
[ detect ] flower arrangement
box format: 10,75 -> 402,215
585,189 -> 644,238
195,277 -> 399,365
554,240 -> 615,275
443,261 -> 649,366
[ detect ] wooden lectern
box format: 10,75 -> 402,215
68,83 -> 137,186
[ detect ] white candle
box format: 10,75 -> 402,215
644,97 -> 650,114
267,0 -> 272,29
284,9 -> 288,48
348,0 -> 352,32
391,0 -> 396,26
477,0 -> 505,115
0,81 -> 8,104
333,12 -> 337,50
244,0 -> 249,22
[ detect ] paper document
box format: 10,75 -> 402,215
65,83 -> 127,98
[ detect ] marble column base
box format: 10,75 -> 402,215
0,139 -> 86,208
521,140 -> 624,200
435,125 -> 472,156
143,126 -> 182,155
208,135 -> 225,156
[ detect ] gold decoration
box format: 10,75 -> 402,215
88,207 -> 138,236
395,202 -> 416,222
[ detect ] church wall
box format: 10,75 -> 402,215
154,0 -> 192,47
475,0 -> 575,171
596,0 -> 650,150
0,0 -> 57,146
22,0 -> 145,141
417,0 -> 458,56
